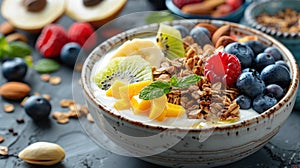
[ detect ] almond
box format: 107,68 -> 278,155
212,25 -> 231,45
0,21 -> 15,35
5,33 -> 28,43
0,82 -> 31,100
196,23 -> 218,37
215,35 -> 236,48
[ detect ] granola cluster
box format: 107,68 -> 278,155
152,37 -> 240,122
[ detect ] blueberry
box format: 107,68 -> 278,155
224,42 -> 254,68
24,96 -> 51,121
189,27 -> 211,47
260,64 -> 291,89
173,25 -> 189,38
275,60 -> 289,71
264,47 -> 282,61
243,40 -> 266,56
236,72 -> 265,98
254,53 -> 275,72
253,95 -> 277,113
1,58 -> 28,81
236,95 -> 252,109
60,42 -> 81,67
265,84 -> 284,100
242,68 -> 260,76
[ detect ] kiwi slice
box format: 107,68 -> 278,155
93,55 -> 153,90
156,24 -> 185,59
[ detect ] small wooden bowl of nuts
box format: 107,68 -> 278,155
244,0 -> 300,57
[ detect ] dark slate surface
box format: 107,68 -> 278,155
0,0 -> 300,167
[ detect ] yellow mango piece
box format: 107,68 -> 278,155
119,80 -> 151,100
113,99 -> 130,111
130,96 -> 151,114
156,108 -> 167,122
149,95 -> 167,120
165,103 -> 185,117
106,80 -> 127,99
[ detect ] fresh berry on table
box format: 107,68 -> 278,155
60,42 -> 82,67
68,22 -> 97,50
2,57 -> 28,81
24,95 -> 52,121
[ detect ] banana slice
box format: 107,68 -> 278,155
112,38 -> 165,68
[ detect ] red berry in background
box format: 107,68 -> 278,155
36,24 -> 69,58
173,0 -> 202,9
204,52 -> 241,87
225,0 -> 243,10
68,22 -> 97,50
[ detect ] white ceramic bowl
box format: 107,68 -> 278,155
81,20 -> 299,167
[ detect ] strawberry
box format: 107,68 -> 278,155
226,0 -> 243,10
173,0 -> 202,9
68,22 -> 97,50
36,24 -> 69,58
204,52 -> 241,87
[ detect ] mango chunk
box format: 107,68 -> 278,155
106,80 -> 127,98
165,103 -> 185,117
149,95 -> 167,120
113,99 -> 130,111
119,80 -> 151,100
156,108 -> 167,121
130,96 -> 151,114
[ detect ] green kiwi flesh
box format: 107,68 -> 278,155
156,24 -> 185,59
93,55 -> 153,90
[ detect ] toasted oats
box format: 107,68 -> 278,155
69,104 -> 81,112
74,63 -> 83,71
49,76 -> 61,85
67,110 -> 78,118
34,92 -> 40,96
0,146 -> 8,156
0,136 -> 4,143
80,106 -> 89,116
60,99 -> 75,108
52,112 -> 69,124
40,74 -> 51,82
87,113 -> 94,123
3,104 -> 14,113
42,94 -> 51,101
20,97 -> 28,107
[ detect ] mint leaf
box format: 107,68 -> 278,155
139,81 -> 170,100
24,56 -> 33,67
170,75 -> 178,87
7,41 -> 32,58
0,36 -> 9,59
175,74 -> 201,88
34,59 -> 60,73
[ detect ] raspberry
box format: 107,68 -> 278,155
36,24 -> 69,58
68,22 -> 97,50
173,0 -> 202,9
204,52 -> 241,87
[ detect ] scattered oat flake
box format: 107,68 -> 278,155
87,113 -> 94,123
0,136 -> 4,143
49,76 -> 61,85
52,112 -> 69,124
68,110 -> 78,118
3,104 -> 14,113
60,99 -> 75,108
40,74 -> 51,82
0,146 -> 8,156
80,105 -> 89,115
20,97 -> 28,106
43,94 -> 51,100
69,104 -> 81,112
34,92 -> 40,96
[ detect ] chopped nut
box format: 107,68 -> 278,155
0,21 -> 14,35
60,99 -> 75,108
0,146 -> 8,156
0,136 -> 4,143
87,113 -> 94,123
42,94 -> 51,101
40,74 -> 51,82
5,33 -> 28,43
49,76 -> 61,85
3,104 -> 14,113
20,97 -> 29,107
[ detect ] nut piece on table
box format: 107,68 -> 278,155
18,142 -> 65,166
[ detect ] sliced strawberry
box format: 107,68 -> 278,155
68,22 -> 97,50
204,52 -> 241,87
36,24 -> 69,58
173,0 -> 202,9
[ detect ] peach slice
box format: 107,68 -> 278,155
165,103 -> 186,117
149,95 -> 167,120
119,80 -> 151,100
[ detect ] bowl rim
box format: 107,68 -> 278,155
244,0 -> 300,39
81,19 -> 299,132
165,0 -> 251,21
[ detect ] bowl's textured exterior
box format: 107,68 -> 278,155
81,20 -> 299,167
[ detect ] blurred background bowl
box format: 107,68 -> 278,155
166,0 -> 252,22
